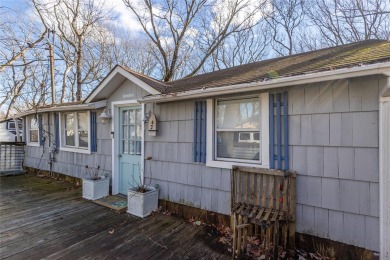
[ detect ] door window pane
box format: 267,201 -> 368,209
130,125 -> 135,138
129,140 -> 135,155
121,108 -> 142,156
122,110 -> 128,124
123,140 -> 129,154
136,141 -> 141,155
130,111 -> 135,124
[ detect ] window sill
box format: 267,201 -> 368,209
206,160 -> 269,170
60,146 -> 91,154
27,142 -> 40,147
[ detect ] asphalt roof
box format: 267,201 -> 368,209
122,39 -> 390,94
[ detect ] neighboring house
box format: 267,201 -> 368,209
0,118 -> 23,142
18,40 -> 390,255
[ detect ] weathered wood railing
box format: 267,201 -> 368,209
0,142 -> 25,175
231,166 -> 296,258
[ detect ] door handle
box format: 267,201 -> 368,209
118,154 -> 122,158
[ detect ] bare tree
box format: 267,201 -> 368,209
123,0 -> 268,81
210,24 -> 270,70
265,0 -> 306,56
32,0 -> 114,101
0,5 -> 51,117
102,31 -> 159,76
0,49 -> 50,117
0,7 -> 48,72
307,0 -> 390,46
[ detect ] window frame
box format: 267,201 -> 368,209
26,116 -> 40,147
59,111 -> 91,154
206,93 -> 269,169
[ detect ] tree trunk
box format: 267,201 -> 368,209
76,39 -> 82,101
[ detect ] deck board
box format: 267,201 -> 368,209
0,174 -> 229,259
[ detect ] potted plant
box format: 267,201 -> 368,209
82,165 -> 110,200
127,180 -> 159,218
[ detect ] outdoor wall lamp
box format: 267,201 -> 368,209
99,109 -> 112,124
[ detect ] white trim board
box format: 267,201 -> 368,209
379,98 -> 390,258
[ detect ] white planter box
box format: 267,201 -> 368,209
127,186 -> 159,218
82,178 -> 109,200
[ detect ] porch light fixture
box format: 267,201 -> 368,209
99,109 -> 111,124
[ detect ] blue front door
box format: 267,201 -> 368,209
119,107 -> 142,194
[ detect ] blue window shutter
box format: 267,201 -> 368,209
201,101 -> 207,163
90,112 -> 97,152
276,93 -> 282,170
54,113 -> 60,148
283,92 -> 289,170
269,94 -> 275,169
269,92 -> 289,170
193,101 -> 198,162
22,116 -> 27,143
193,101 -> 207,163
38,114 -> 43,146
23,117 -> 26,143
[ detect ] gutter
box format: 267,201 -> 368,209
16,100 -> 107,117
140,62 -> 390,103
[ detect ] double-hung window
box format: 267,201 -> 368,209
28,116 -> 39,145
61,111 -> 90,152
206,93 -> 269,169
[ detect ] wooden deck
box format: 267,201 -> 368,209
0,174 -> 230,259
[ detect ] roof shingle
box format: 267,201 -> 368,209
123,40 -> 390,94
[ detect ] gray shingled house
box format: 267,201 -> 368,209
18,40 -> 390,255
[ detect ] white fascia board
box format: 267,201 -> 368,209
141,62 -> 390,103
85,66 -> 161,103
16,100 -> 107,117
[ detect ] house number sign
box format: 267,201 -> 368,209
148,113 -> 157,136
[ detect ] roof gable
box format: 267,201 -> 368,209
84,65 -> 163,103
